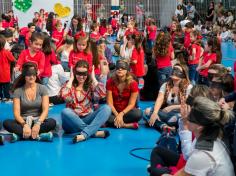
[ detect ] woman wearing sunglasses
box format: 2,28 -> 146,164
60,60 -> 111,143
106,59 -> 142,129
3,62 -> 56,142
144,63 -> 192,132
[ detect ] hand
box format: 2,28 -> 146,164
69,66 -> 74,81
114,113 -> 124,128
218,98 -> 226,107
196,66 -> 201,72
149,113 -> 160,127
91,65 -> 97,82
23,124 -> 32,139
14,67 -> 20,72
180,103 -> 191,120
162,106 -> 172,113
100,60 -> 109,76
31,124 -> 40,139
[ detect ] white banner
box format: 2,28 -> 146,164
13,0 -> 74,27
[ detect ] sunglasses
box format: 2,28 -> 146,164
75,71 -> 88,76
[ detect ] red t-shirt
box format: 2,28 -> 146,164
17,49 -> 45,75
156,44 -> 173,69
106,78 -> 139,112
0,49 -> 15,82
94,55 -> 107,75
184,31 -> 191,49
199,52 -> 217,77
19,27 -> 29,36
68,50 -> 93,72
147,25 -> 157,40
111,18 -> 118,28
52,30 -> 64,48
90,32 -> 101,41
99,26 -> 107,36
2,20 -> 10,29
41,50 -> 58,78
130,48 -> 145,77
25,32 -> 32,48
124,29 -> 137,36
188,44 -> 201,65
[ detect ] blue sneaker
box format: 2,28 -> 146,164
37,132 -> 53,142
0,135 -> 4,145
11,133 -> 20,143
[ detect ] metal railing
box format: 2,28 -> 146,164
0,0 -> 12,14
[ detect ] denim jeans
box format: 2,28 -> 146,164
188,64 -> 198,85
61,61 -> 70,72
147,39 -> 154,50
41,77 -> 49,85
157,66 -> 172,88
61,104 -> 111,139
0,82 -> 11,99
144,108 -> 180,132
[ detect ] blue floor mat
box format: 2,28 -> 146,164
0,42 -> 235,176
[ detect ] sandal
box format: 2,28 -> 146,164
72,134 -> 86,144
94,130 -> 110,139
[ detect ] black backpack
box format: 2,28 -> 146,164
156,131 -> 179,153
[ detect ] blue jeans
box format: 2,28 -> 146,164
61,61 -> 70,72
61,104 -> 111,139
41,77 -> 49,85
188,64 -> 198,85
157,66 -> 172,88
147,39 -> 154,50
144,108 -> 180,131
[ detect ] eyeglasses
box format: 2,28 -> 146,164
171,93 -> 176,104
75,71 -> 88,76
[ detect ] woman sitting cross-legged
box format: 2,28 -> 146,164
106,59 -> 142,129
144,64 -> 192,132
3,62 -> 56,142
60,60 -> 111,143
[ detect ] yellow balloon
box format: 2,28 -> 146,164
54,3 -> 71,18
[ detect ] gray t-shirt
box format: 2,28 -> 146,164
13,84 -> 48,118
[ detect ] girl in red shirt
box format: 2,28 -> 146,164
154,32 -> 174,87
106,59 -> 142,129
0,36 -> 15,101
68,31 -> 92,71
52,20 -> 64,49
41,34 -> 59,85
99,19 -> 108,37
188,31 -> 203,84
130,31 -> 145,79
90,22 -> 101,42
15,32 -> 45,77
146,19 -> 157,50
197,37 -> 218,85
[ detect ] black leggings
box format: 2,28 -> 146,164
3,118 -> 56,138
150,146 -> 180,176
49,96 -> 65,105
106,109 -> 142,127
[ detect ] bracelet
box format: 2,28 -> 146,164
36,120 -> 43,126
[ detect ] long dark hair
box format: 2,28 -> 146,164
72,60 -> 92,91
42,33 -> 52,55
12,62 -> 41,91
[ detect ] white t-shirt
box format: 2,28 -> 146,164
185,139 -> 235,176
159,82 -> 193,105
120,45 -> 134,61
47,64 -> 69,97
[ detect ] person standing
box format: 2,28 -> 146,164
136,0 -> 145,30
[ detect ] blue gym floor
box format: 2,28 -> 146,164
0,41 -> 235,176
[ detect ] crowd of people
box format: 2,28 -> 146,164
0,0 -> 236,175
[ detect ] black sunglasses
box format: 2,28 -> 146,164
75,71 -> 88,76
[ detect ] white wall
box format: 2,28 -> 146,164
13,0 -> 74,27
159,0 -> 176,27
